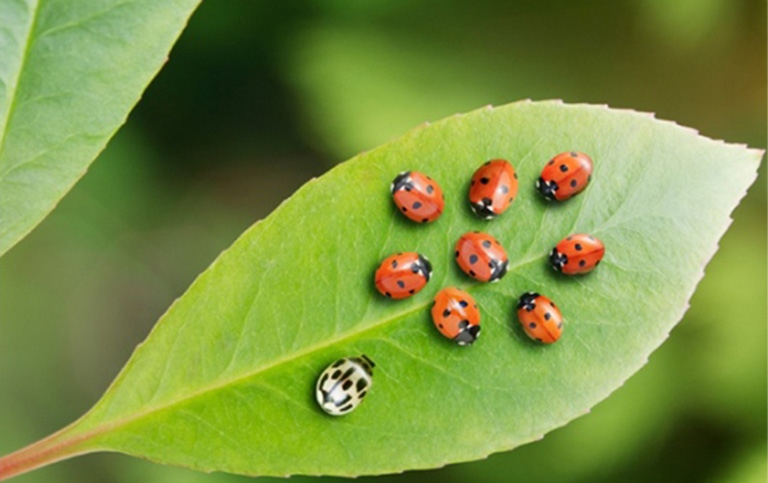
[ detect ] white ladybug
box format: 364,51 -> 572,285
315,355 -> 375,416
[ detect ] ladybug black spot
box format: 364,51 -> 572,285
455,251 -> 460,258
570,151 -> 578,157
575,244 -> 583,251
413,201 -> 422,209
514,172 -> 518,179
579,260 -> 586,267
391,260 -> 398,268
557,321 -> 563,329
402,207 -> 407,212
426,185 -> 434,194
480,177 -> 490,185
529,322 -> 536,329
548,159 -> 555,165
500,185 -> 509,194
570,179 -> 577,188
469,254 -> 478,265
469,270 -> 476,277
443,309 -> 451,317
482,240 -> 491,248
397,280 -> 405,288
385,292 -> 392,298
559,164 -> 569,172
459,300 -> 468,308
544,312 -> 551,320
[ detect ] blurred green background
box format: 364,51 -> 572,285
1,0 -> 765,482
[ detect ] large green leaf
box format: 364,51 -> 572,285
0,101 -> 762,480
0,0 -> 200,257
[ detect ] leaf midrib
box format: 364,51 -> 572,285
0,0 -> 40,168
82,255 -> 543,443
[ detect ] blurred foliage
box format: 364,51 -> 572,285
0,0 -> 764,482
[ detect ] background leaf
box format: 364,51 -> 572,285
0,0 -> 200,258
3,101 -> 760,479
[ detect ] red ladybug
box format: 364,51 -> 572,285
431,287 -> 481,345
549,234 -> 605,275
468,159 -> 518,219
516,292 -> 563,344
454,232 -> 508,282
391,171 -> 445,223
374,252 -> 432,299
537,151 -> 593,201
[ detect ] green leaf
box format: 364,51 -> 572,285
0,101 -> 762,480
0,0 -> 201,258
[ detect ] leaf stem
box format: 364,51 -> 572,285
0,424 -> 96,481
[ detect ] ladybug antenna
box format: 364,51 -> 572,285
361,354 -> 375,368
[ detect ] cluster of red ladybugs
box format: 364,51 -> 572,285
317,152 -> 605,416
375,151 -> 604,345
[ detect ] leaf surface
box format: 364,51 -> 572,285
0,0 -> 200,257
7,101 -> 763,478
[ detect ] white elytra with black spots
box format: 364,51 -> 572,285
315,356 -> 375,416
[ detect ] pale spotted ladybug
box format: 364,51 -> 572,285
315,355 -> 375,416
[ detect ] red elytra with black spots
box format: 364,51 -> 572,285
537,151 -> 593,201
430,287 -> 481,345
454,231 -> 509,283
374,252 -> 432,299
516,292 -> 563,344
390,171 -> 445,223
468,159 -> 519,219
550,234 -> 605,275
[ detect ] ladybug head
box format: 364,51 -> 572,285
413,254 -> 432,281
454,324 -> 481,346
549,249 -> 567,271
471,197 -> 497,220
391,171 -> 413,194
536,177 -> 558,201
358,355 -> 375,372
488,258 -> 509,283
517,292 -> 539,311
